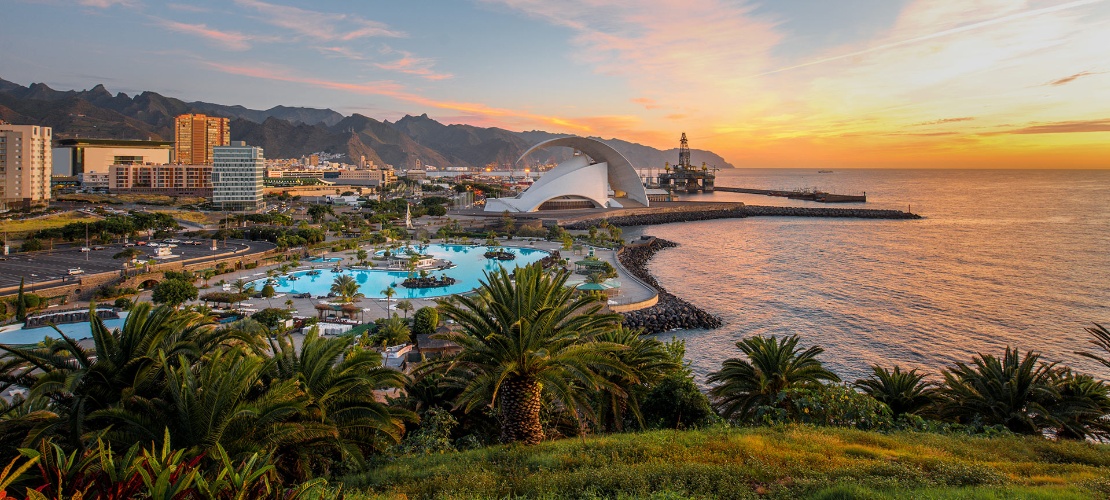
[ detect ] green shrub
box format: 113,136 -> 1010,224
756,385 -> 894,431
21,238 -> 44,252
114,297 -> 133,310
641,372 -> 715,429
412,307 -> 439,337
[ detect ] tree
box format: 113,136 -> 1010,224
285,299 -> 294,310
1048,370 -> 1110,440
500,210 -> 515,235
330,274 -> 364,303
251,307 -> 292,331
14,278 -> 27,322
151,279 -> 198,309
592,326 -> 680,431
306,204 -> 333,223
356,248 -> 369,266
396,300 -> 414,320
261,284 -> 276,298
21,238 -> 43,252
707,335 -> 841,422
937,347 -> 1058,434
381,286 -> 396,313
375,314 -> 411,346
412,307 -> 439,337
854,365 -> 936,418
1077,323 -> 1110,371
113,248 -> 143,261
202,269 -> 217,287
434,263 -> 626,444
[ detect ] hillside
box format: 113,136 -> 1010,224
0,77 -> 735,169
343,426 -> 1110,499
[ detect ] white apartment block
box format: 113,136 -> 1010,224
0,124 -> 52,210
212,142 -> 264,211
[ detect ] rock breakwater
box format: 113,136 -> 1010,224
565,205 -> 919,229
618,238 -> 723,334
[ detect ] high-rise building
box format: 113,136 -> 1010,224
174,113 -> 230,165
0,124 -> 52,210
212,141 -> 264,211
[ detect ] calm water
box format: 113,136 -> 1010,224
0,313 -> 129,345
628,169 -> 1110,383
254,244 -> 550,299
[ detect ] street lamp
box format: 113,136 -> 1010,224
29,273 -> 37,293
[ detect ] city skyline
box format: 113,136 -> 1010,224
2,0 -> 1109,168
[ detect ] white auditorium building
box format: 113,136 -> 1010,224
484,136 -> 649,212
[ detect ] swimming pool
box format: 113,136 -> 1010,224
253,244 -> 551,300
0,312 -> 130,345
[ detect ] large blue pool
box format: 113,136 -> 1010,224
252,244 -> 550,299
0,312 -> 130,345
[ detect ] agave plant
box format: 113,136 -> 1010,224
937,347 -> 1058,434
854,365 -> 936,417
707,335 -> 840,421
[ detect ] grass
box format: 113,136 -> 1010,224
53,193 -> 207,206
0,211 -> 102,234
341,425 -> 1110,499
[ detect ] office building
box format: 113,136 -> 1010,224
0,124 -> 52,210
174,113 -> 230,165
53,139 -> 172,176
212,141 -> 264,211
109,163 -> 213,196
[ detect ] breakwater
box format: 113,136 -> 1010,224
565,205 -> 919,229
618,238 -> 723,334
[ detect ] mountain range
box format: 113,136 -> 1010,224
0,78 -> 734,170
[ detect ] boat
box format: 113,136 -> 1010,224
818,170 -> 833,173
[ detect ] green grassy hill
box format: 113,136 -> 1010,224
341,426 -> 1110,499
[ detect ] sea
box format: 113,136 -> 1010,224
625,168 -> 1110,384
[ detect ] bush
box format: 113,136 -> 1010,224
755,384 -> 894,431
151,278 -> 198,308
413,307 -> 440,337
641,372 -> 715,429
251,307 -> 293,330
21,238 -> 44,252
21,293 -> 42,310
114,297 -> 133,310
261,284 -> 276,298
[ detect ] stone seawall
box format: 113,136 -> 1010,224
566,205 -> 919,229
617,238 -> 723,334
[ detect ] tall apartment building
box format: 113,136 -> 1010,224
109,164 -> 213,196
212,142 -> 264,211
0,124 -> 52,210
174,113 -> 229,165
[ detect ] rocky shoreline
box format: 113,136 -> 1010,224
566,205 -> 920,229
617,238 -> 723,334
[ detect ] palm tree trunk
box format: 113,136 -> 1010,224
499,377 -> 544,445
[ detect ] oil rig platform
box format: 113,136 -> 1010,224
655,133 -> 715,194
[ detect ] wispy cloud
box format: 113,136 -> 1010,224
631,97 -> 660,110
1047,71 -> 1097,86
912,117 -> 976,126
154,18 -> 258,51
992,119 -> 1110,134
234,0 -> 404,41
203,62 -> 591,132
375,49 -> 453,81
78,0 -> 138,7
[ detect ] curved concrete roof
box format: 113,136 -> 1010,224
518,136 -> 649,207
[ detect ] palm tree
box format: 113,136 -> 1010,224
381,286 -> 396,314
395,300 -> 414,320
266,329 -> 413,478
937,347 -> 1057,434
854,365 -> 936,417
707,335 -> 840,422
434,263 -> 627,444
1047,369 -> 1110,440
592,325 -> 680,431
202,269 -> 217,287
356,249 -> 369,266
330,275 -> 363,303
285,299 -> 294,311
1077,323 -> 1110,370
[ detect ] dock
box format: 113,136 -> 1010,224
715,186 -> 866,203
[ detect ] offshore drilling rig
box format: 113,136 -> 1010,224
656,133 -> 715,194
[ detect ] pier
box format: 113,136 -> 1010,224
715,186 -> 866,203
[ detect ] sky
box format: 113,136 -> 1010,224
2,0 -> 1109,168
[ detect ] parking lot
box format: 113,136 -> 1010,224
0,239 -> 273,293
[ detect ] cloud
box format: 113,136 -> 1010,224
234,0 -> 404,41
78,0 -> 138,7
203,62 -> 593,132
375,49 -> 453,81
1047,71 -> 1097,86
155,18 -> 257,51
166,3 -> 210,13
993,119 -> 1110,134
631,97 -> 660,110
912,117 -> 975,126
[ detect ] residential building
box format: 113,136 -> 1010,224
77,172 -> 110,190
335,168 -> 395,187
53,139 -> 172,176
0,124 -> 52,209
108,163 -> 213,196
174,113 -> 230,165
212,141 -> 264,211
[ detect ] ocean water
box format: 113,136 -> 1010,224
627,169 -> 1110,383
